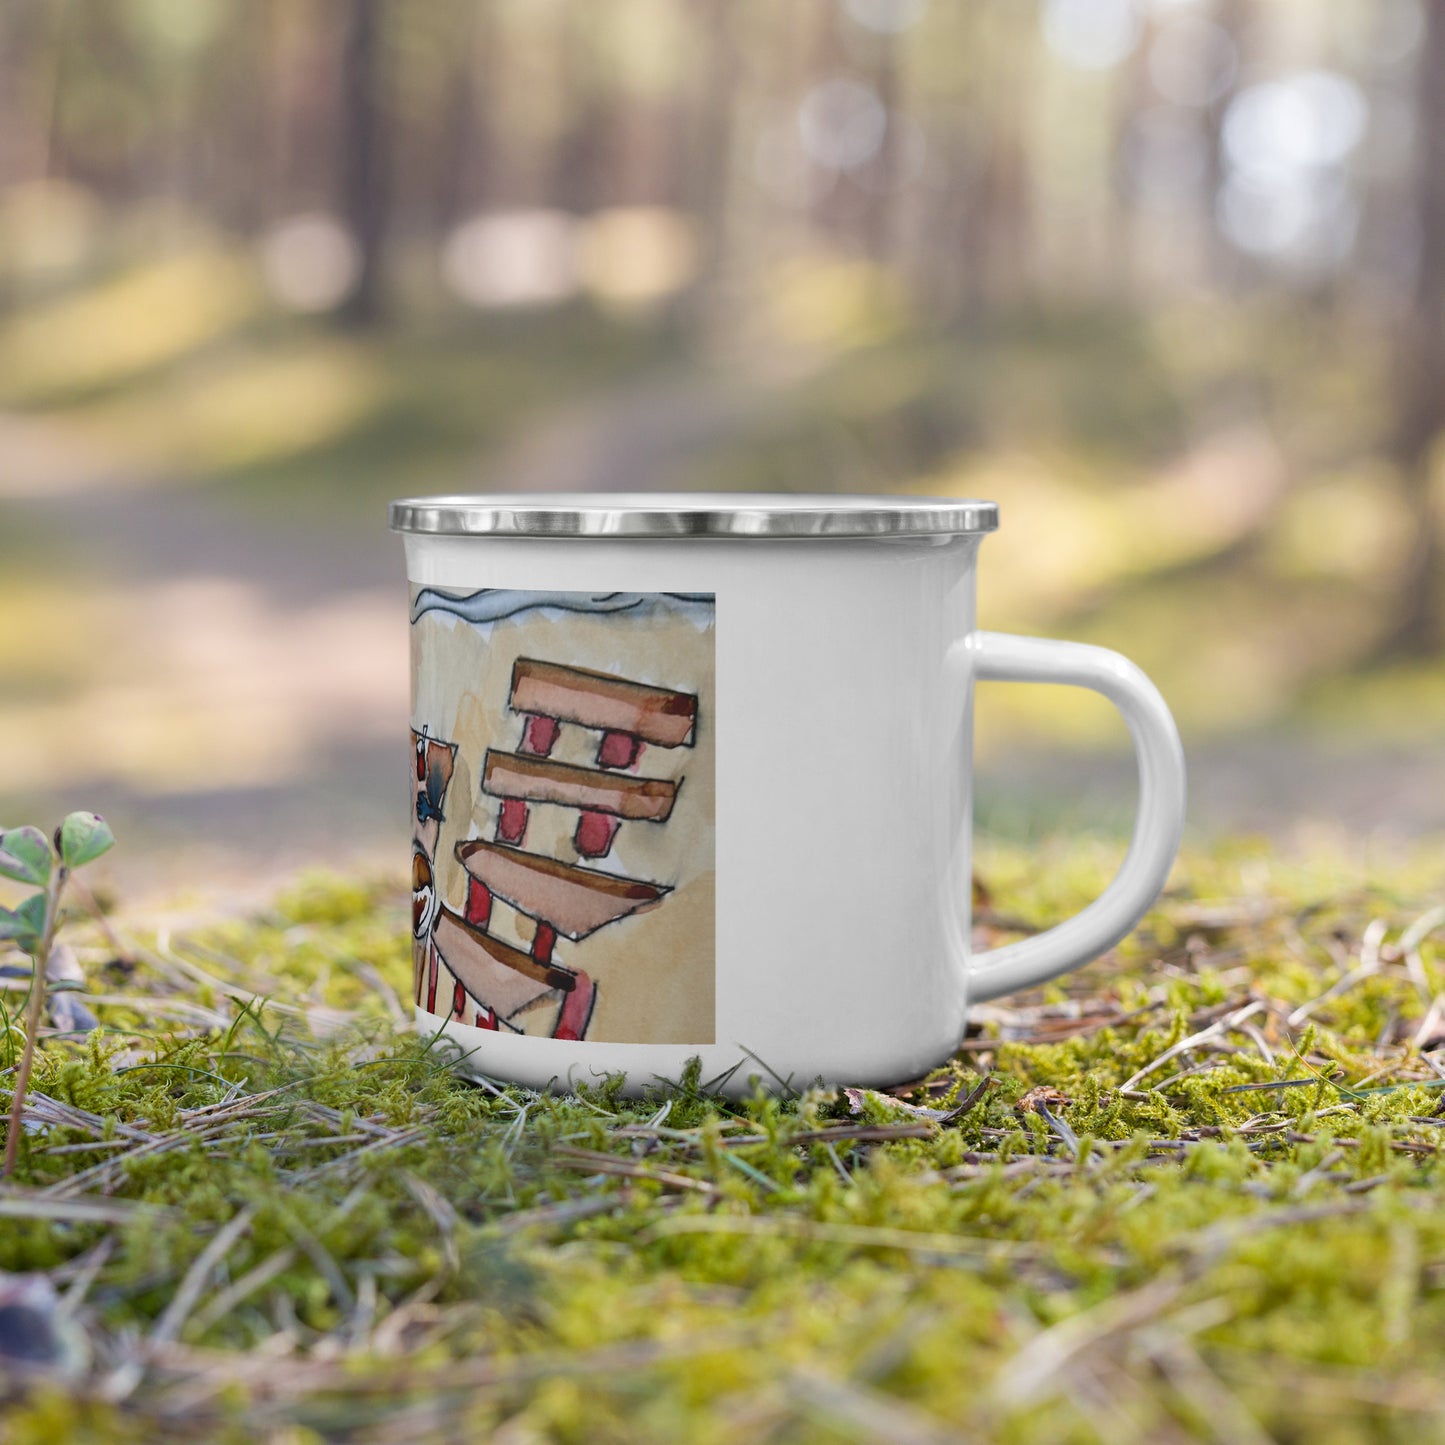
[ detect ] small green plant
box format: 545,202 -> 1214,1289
0,811 -> 113,1178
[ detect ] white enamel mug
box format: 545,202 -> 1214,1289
390,494 -> 1186,1095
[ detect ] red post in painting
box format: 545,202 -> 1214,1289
426,952 -> 438,1014
521,714 -> 561,756
597,730 -> 641,770
532,921 -> 557,965
574,810 -> 620,858
497,798 -> 528,844
465,877 -> 493,927
452,979 -> 467,1020
554,973 -> 596,1042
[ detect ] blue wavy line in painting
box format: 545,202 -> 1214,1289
410,588 -> 715,628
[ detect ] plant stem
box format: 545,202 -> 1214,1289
2,869 -> 64,1179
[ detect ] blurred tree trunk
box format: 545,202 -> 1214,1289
807,0 -> 848,241
914,116 -> 966,318
436,1 -> 493,226
683,0 -> 736,322
1387,0 -> 1445,656
551,7 -> 606,213
693,0 -> 735,239
1109,16 -> 1152,298
337,0 -> 388,327
861,31 -> 900,262
0,3 -> 59,187
270,0 -> 333,225
215,12 -> 269,232
975,62 -> 1031,312
1202,0 -> 1248,287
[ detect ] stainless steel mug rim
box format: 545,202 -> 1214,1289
388,492 -> 999,540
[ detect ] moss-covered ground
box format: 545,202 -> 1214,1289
0,838 -> 1442,1441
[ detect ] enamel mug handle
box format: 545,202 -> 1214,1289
953,630 -> 1187,1003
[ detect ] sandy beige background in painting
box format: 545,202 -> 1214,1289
411,594 -> 715,1044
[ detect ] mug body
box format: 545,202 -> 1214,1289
398,496 -> 992,1094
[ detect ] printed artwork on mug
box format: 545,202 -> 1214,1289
409,589 -> 716,1045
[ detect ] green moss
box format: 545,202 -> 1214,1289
1,839 -> 1444,1439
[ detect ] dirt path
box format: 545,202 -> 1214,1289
2,381 -> 1441,907
0,367 -> 780,902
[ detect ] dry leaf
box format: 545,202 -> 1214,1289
1017,1085 -> 1072,1115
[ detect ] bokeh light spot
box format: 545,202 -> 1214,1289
1149,16 -> 1237,108
798,78 -> 887,171
579,207 -> 696,308
1223,71 -> 1367,178
842,0 -> 929,35
259,214 -> 360,314
442,210 -> 579,309
1041,0 -> 1141,72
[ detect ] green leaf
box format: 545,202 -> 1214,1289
0,827 -> 52,887
58,812 -> 115,870
0,893 -> 47,951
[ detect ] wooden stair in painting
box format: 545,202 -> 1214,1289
432,907 -> 576,994
430,655 -> 696,1042
455,838 -> 669,941
481,751 -> 679,821
510,659 -> 697,747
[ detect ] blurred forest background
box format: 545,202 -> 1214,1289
1,0 -> 1444,896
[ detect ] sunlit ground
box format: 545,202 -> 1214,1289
2,226 -> 1443,897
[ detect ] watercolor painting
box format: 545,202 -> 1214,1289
409,590 -> 716,1045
